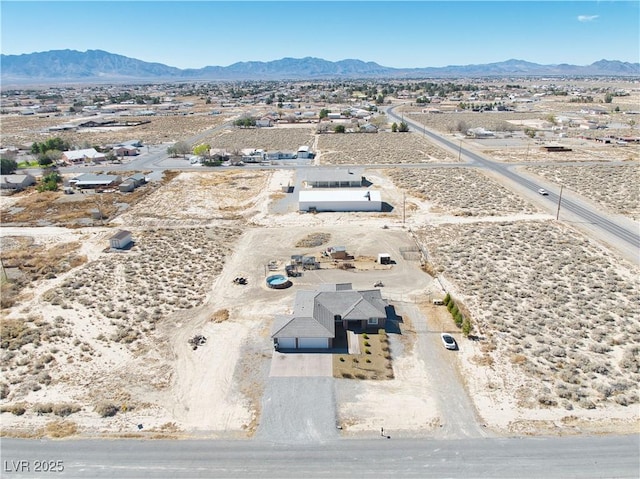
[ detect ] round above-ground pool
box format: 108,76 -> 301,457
266,274 -> 292,289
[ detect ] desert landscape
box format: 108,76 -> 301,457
1,78 -> 639,440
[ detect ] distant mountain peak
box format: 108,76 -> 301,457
1,49 -> 638,84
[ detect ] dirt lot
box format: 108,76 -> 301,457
1,95 -> 639,438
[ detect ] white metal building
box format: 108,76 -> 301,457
299,190 -> 381,212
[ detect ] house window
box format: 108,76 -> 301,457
367,318 -> 378,325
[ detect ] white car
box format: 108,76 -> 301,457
441,333 -> 457,350
538,188 -> 549,196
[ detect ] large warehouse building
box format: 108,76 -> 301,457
299,190 -> 382,212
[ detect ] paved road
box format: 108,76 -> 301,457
385,105 -> 640,251
1,435 -> 638,478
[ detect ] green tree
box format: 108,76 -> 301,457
319,109 -> 330,119
604,93 -> 613,104
1,158 -> 18,174
524,128 -> 536,138
334,124 -> 346,133
391,122 -> 398,132
37,171 -> 62,192
398,121 -> 409,132
166,145 -> 178,157
193,144 -> 211,158
173,141 -> 191,158
39,149 -> 62,166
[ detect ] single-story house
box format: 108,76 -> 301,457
1,174 -> 36,190
111,146 -> 139,157
271,283 -> 388,350
299,190 -> 382,212
62,148 -> 107,164
266,151 -> 297,161
125,173 -> 146,187
326,246 -> 348,260
304,168 -> 364,188
109,230 -> 133,249
296,145 -> 314,159
466,127 -> 495,138
69,173 -> 121,189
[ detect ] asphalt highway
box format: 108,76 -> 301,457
2,435 -> 638,478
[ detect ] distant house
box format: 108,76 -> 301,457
241,149 -> 265,163
256,117 -> 274,127
111,145 -> 139,157
467,127 -> 495,138
266,151 -> 297,161
125,173 -> 146,187
296,145 -> 314,159
109,230 -> 133,249
271,283 -> 388,350
62,148 -> 107,164
1,174 -> 36,191
69,173 -> 121,189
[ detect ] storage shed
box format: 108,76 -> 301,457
299,190 -> 381,212
109,230 -> 133,249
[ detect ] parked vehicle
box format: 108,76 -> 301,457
538,188 -> 549,196
441,333 -> 457,350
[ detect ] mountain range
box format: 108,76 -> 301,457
1,49 -> 639,84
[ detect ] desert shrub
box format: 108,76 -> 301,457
366,359 -> 372,363
0,382 -> 9,399
362,333 -> 369,340
0,319 -> 40,350
365,348 -> 371,355
43,420 -> 78,438
462,317 -> 472,337
578,398 -> 596,409
454,312 -> 463,327
444,293 -> 451,304
53,403 -> 81,417
94,402 -> 119,417
1,403 -> 27,415
363,341 -> 371,347
451,305 -> 459,316
354,373 -> 366,380
537,395 -> 557,407
339,357 -> 345,362
341,372 -> 353,379
33,403 -> 54,414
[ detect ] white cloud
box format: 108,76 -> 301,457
578,15 -> 599,22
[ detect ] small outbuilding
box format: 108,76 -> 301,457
377,253 -> 391,265
109,230 -> 133,249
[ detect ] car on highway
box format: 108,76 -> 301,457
538,188 -> 549,196
441,333 -> 457,350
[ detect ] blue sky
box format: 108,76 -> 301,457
1,1 -> 638,68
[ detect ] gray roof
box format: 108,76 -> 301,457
272,283 -> 386,339
305,168 -> 362,183
272,314 -> 334,339
71,173 -> 120,185
110,230 -> 132,240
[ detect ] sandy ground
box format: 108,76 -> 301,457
1,161 -> 638,439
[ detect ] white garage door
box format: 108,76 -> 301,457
298,338 -> 329,349
277,338 -> 296,349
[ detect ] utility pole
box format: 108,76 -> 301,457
402,193 -> 406,226
556,185 -> 564,220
